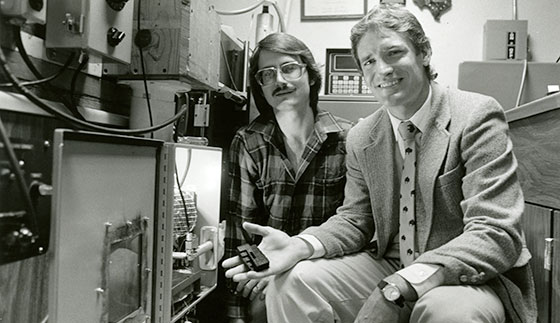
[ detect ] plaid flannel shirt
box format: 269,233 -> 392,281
225,110 -> 352,320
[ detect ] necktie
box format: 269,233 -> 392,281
398,121 -> 418,268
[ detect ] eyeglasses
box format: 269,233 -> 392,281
255,62 -> 307,87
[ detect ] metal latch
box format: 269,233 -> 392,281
63,13 -> 84,34
544,238 -> 554,271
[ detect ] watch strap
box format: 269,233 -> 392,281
377,280 -> 405,307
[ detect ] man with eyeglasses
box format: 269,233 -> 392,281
224,4 -> 536,323
224,32 -> 353,323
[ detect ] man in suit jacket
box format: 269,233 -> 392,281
223,4 -> 536,323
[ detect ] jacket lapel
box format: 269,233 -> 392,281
362,110 -> 400,253
417,83 -> 451,251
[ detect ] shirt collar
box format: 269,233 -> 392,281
246,110 -> 346,142
388,85 -> 432,140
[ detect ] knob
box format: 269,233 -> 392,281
106,0 -> 129,11
107,27 -> 126,47
29,0 -> 43,11
135,29 -> 152,49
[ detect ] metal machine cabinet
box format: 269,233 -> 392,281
105,0 -> 221,91
46,130 -> 223,323
153,143 -> 223,323
48,130 -> 160,323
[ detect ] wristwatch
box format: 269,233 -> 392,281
377,280 -> 405,307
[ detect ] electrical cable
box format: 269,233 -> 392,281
12,25 -> 43,79
514,59 -> 528,108
174,164 -> 190,230
0,47 -> 188,135
556,55 -> 560,63
69,52 -> 89,107
137,0 -> 155,139
0,113 -> 38,239
215,0 -> 285,32
13,25 -> 85,120
178,149 -> 192,187
215,1 -> 264,15
0,51 -> 75,87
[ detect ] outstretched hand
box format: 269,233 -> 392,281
222,222 -> 313,282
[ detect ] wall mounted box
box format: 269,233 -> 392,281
483,20 -> 528,60
104,0 -> 221,91
45,0 -> 134,64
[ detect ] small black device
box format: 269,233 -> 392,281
236,244 -> 270,272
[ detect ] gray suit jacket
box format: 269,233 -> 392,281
304,83 -> 537,323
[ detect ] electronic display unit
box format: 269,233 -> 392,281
325,48 -> 373,96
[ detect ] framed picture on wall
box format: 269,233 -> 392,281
301,0 -> 368,21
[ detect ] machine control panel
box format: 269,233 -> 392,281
325,48 -> 373,96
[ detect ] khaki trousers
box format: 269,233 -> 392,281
265,251 -> 505,323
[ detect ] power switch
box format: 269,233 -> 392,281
107,27 -> 126,47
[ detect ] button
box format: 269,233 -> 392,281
459,275 -> 468,283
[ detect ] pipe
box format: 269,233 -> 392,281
171,240 -> 213,261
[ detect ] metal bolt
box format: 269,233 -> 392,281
95,288 -> 104,294
43,140 -> 50,149
20,227 -> 31,236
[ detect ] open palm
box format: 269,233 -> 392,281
223,222 -> 311,282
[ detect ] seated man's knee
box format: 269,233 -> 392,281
268,260 -> 327,297
410,285 -> 505,323
278,260 -> 321,286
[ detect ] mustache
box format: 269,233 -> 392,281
272,84 -> 294,96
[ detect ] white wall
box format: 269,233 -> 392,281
211,0 -> 560,88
